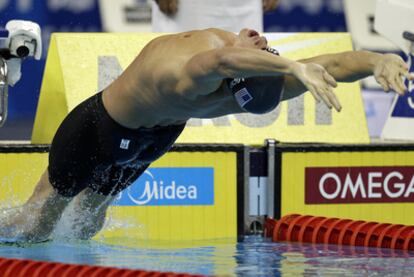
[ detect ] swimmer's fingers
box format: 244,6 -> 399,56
307,82 -> 340,111
396,63 -> 413,93
386,73 -> 405,95
326,87 -> 342,112
321,70 -> 340,111
319,87 -> 341,112
376,76 -> 390,92
323,72 -> 341,111
314,86 -> 334,110
298,62 -> 339,110
386,56 -> 412,95
323,72 -> 338,88
307,84 -> 322,103
395,74 -> 407,95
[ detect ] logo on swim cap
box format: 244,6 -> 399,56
112,168 -> 214,206
265,47 -> 280,56
229,77 -> 245,90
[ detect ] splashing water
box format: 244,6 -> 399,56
51,195 -> 147,242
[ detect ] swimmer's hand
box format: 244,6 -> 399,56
291,62 -> 341,112
373,53 -> 414,95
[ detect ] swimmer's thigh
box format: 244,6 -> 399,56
48,94 -> 102,197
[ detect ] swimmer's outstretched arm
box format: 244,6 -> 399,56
183,46 -> 341,111
282,51 -> 413,101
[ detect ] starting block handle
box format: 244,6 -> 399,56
0,57 -> 8,127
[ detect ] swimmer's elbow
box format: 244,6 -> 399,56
186,48 -> 238,81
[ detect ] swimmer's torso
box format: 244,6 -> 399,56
103,29 -> 244,129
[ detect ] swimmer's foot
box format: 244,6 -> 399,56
0,207 -> 27,242
0,223 -> 51,244
0,204 -> 56,243
0,219 -> 48,244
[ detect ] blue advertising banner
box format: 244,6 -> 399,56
0,0 -> 101,138
113,167 -> 215,206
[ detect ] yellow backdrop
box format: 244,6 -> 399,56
32,32 -> 369,145
0,150 -> 238,241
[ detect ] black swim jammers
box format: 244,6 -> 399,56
48,92 -> 185,197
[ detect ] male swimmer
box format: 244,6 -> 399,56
0,28 -> 411,242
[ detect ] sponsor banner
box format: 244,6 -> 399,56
32,32 -> 369,145
105,151 -> 239,240
305,166 -> 414,204
281,149 -> 414,225
0,148 -> 239,241
113,167 -> 214,206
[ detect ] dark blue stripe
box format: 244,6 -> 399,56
0,29 -> 9,38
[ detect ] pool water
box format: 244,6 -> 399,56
0,236 -> 413,276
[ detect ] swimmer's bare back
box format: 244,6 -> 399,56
102,29 -> 244,129
101,28 -> 343,130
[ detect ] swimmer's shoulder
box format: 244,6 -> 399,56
146,28 -> 230,47
132,29 -> 229,85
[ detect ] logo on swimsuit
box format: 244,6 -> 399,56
112,167 -> 214,206
120,139 -> 130,150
